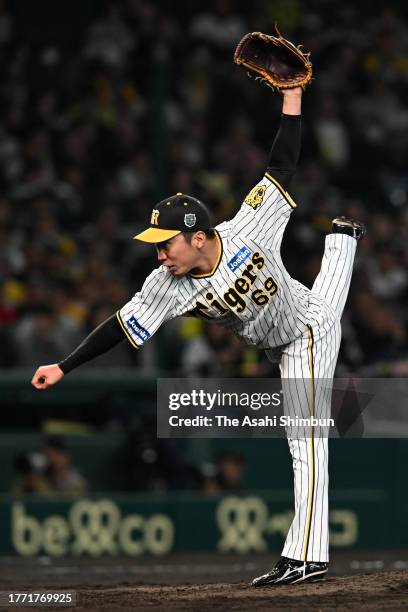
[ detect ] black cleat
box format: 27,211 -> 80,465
332,216 -> 366,241
252,556 -> 328,587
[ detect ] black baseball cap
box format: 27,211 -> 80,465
134,193 -> 212,243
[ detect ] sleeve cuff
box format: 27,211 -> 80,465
281,113 -> 302,121
116,311 -> 140,350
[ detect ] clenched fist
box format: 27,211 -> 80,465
31,364 -> 64,390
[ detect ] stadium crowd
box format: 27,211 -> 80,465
0,0 -> 407,378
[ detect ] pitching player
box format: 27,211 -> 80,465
32,86 -> 365,585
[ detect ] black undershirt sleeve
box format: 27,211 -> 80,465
267,113 -> 301,189
58,314 -> 126,374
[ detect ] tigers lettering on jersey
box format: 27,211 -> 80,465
124,316 -> 151,343
223,251 -> 278,313
191,292 -> 230,320
244,184 -> 268,209
191,251 -> 278,319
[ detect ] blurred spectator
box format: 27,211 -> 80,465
11,436 -> 87,497
43,436 -> 88,496
181,320 -> 243,377
190,0 -> 246,49
216,450 -> 245,490
14,305 -> 71,367
351,289 -> 406,364
199,450 -> 245,493
0,280 -> 18,367
84,2 -> 134,68
12,451 -> 52,496
366,249 -> 408,301
112,416 -> 191,491
198,462 -> 222,494
314,94 -> 350,169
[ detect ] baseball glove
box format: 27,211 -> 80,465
234,27 -> 312,92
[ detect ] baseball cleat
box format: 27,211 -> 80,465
252,556 -> 328,587
332,216 -> 366,241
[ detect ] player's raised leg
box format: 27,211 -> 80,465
311,217 -> 365,319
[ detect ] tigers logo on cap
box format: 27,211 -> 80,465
184,213 -> 196,228
151,209 -> 160,225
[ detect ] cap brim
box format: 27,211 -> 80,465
133,228 -> 181,243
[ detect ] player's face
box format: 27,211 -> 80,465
156,234 -> 198,276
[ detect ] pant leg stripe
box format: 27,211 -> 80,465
302,324 -> 315,561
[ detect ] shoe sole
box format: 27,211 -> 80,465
252,568 -> 327,587
291,569 -> 328,584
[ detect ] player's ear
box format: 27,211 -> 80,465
191,231 -> 206,249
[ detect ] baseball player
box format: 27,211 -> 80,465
32,86 -> 365,585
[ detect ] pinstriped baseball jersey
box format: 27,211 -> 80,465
118,173 -> 317,350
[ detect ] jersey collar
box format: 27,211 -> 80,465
189,230 -> 223,279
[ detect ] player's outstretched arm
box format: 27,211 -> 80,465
266,87 -> 302,188
31,314 -> 126,390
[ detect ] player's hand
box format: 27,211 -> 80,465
31,364 -> 64,390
